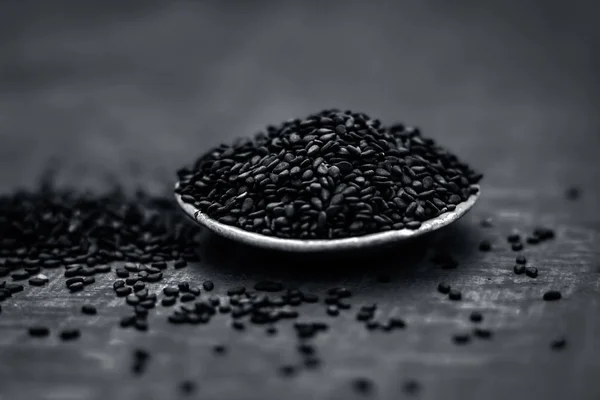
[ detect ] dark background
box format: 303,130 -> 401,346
0,1 -> 599,399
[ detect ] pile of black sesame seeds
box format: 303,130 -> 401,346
176,109 -> 482,239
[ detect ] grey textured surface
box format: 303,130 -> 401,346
1,1 -> 600,399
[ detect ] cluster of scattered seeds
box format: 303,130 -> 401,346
0,170 -> 574,397
176,109 -> 482,239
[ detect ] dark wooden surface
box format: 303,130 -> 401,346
1,1 -> 600,399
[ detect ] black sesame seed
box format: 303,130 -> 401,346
516,255 -> 527,264
514,265 -> 526,275
179,380 -> 196,395
403,380 -> 421,395
473,328 -> 493,339
81,305 -> 97,315
543,290 -> 562,301
352,378 -> 374,394
202,281 -> 214,291
279,365 -> 297,377
60,328 -> 80,341
469,311 -> 483,323
448,289 -> 462,301
227,286 -> 246,296
180,293 -> 196,302
213,344 -> 227,354
28,277 -> 47,286
453,333 -> 471,345
69,282 -> 84,292
478,240 -> 491,252
437,282 -> 451,294
550,337 -> 567,350
116,287 -> 132,297
29,326 -> 50,337
525,267 -> 538,278
512,242 -> 524,251
162,296 -> 177,307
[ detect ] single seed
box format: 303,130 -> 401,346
448,289 -> 462,301
453,333 -> 471,345
352,378 -> 374,394
525,267 -> 538,278
60,328 -> 80,341
29,326 -> 50,337
437,282 -> 450,294
203,281 -> 214,291
550,337 -> 567,350
473,328 -> 493,339
514,265 -> 526,275
469,311 -> 483,323
478,240 -> 491,252
515,255 -> 527,264
81,305 -> 97,315
543,290 -> 562,301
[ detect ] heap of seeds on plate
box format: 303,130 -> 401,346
176,109 -> 482,239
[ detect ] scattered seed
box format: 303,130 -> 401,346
28,326 -> 50,337
543,290 -> 562,301
448,289 -> 462,301
437,282 -> 451,294
81,305 -> 97,315
60,328 -> 80,341
525,267 -> 538,278
550,337 -> 567,350
469,311 -> 483,323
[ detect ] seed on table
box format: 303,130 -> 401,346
11,271 -> 30,281
514,265 -> 526,275
279,365 -> 297,377
352,377 -> 374,394
232,321 -> 245,330
145,273 -> 163,282
133,282 -> 145,292
202,281 -> 214,291
437,282 -> 451,294
113,280 -> 125,290
180,293 -> 196,302
28,277 -> 47,286
174,260 -> 187,269
512,243 -> 523,251
227,286 -> 246,296
28,326 -> 50,337
448,289 -> 462,301
473,328 -> 493,339
115,287 -> 132,297
507,233 -> 521,243
452,333 -> 471,345
163,286 -> 179,297
469,311 -> 483,323
69,282 -> 84,292
178,282 -> 190,292
478,240 -> 491,252
543,290 -> 562,301
515,255 -> 527,264
60,328 -> 80,341
403,380 -> 421,395
213,344 -> 227,354
525,267 -> 538,278
83,277 -> 95,285
179,380 -> 196,395
6,283 -> 24,293
81,305 -> 97,315
115,268 -> 129,278
188,287 -> 201,296
124,263 -> 139,272
550,337 -> 567,350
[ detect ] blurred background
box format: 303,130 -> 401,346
0,0 -> 599,193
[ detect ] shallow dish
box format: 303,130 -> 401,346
175,184 -> 480,252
